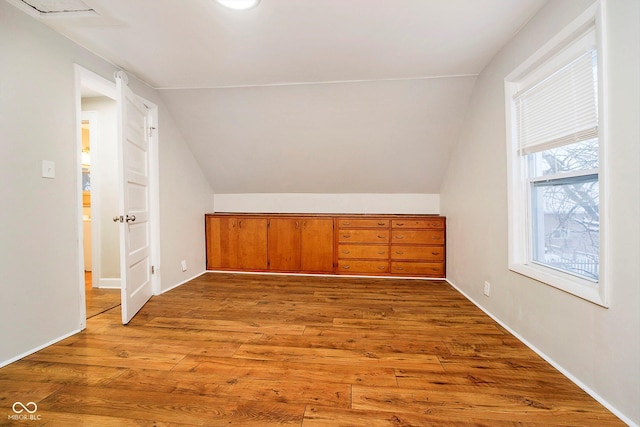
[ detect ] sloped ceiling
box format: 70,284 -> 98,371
161,77 -> 477,193
8,0 -> 548,193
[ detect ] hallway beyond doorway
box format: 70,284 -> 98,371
85,271 -> 119,319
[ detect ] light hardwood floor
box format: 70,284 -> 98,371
0,273 -> 623,426
85,271 -> 120,319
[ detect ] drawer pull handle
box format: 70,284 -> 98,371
395,235 -> 405,239
342,250 -> 350,254
396,267 -> 405,271
377,222 -> 385,226
377,251 -> 385,255
342,265 -> 351,269
396,223 -> 404,226
377,235 -> 386,239
432,252 -> 440,255
395,251 -> 404,255
343,222 -> 351,226
343,235 -> 351,238
377,266 -> 386,270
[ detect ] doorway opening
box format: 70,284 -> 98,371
80,85 -> 121,319
75,65 -> 161,329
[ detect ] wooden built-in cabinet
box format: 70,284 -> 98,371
205,216 -> 268,270
390,217 -> 445,277
268,217 -> 333,273
336,216 -> 445,277
205,213 -> 445,278
336,218 -> 390,274
206,214 -> 334,274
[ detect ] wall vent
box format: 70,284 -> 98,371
14,0 -> 98,17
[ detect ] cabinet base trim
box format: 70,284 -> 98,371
206,270 -> 445,281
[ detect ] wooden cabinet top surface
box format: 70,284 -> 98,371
206,213 -> 444,218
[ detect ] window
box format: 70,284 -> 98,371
505,3 -> 608,306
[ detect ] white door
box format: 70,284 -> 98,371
116,75 -> 153,324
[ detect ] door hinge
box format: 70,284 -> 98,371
151,265 -> 155,274
148,126 -> 156,137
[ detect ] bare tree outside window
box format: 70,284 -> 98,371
529,139 -> 599,280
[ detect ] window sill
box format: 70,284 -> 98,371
509,262 -> 608,307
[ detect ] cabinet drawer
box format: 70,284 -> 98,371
338,260 -> 389,274
392,218 -> 444,229
338,229 -> 389,243
338,245 -> 388,259
391,262 -> 444,276
338,218 -> 389,228
391,246 -> 444,261
391,230 -> 444,245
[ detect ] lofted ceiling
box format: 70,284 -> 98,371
8,0 -> 548,194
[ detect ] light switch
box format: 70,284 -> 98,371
41,160 -> 55,178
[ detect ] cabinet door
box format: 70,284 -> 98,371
268,218 -> 301,271
206,216 -> 238,269
301,218 -> 334,272
236,218 -> 268,270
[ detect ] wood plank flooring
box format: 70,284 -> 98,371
0,273 -> 623,426
85,271 -> 120,319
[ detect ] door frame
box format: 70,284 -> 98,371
74,65 -> 161,329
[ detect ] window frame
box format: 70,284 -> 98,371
505,2 -> 609,307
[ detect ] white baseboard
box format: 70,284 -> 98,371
0,328 -> 81,369
161,270 -> 207,294
445,278 -> 635,427
98,278 -> 121,289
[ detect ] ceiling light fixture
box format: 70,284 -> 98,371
216,0 -> 260,11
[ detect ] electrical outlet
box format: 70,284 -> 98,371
483,281 -> 491,297
181,260 -> 187,272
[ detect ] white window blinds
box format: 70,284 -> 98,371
514,29 -> 598,155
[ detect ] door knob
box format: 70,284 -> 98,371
113,215 -> 124,223
126,215 -> 136,223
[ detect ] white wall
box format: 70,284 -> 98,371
213,193 -> 439,214
154,103 -> 214,287
160,76 -> 476,195
440,0 -> 639,424
0,2 -> 213,366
